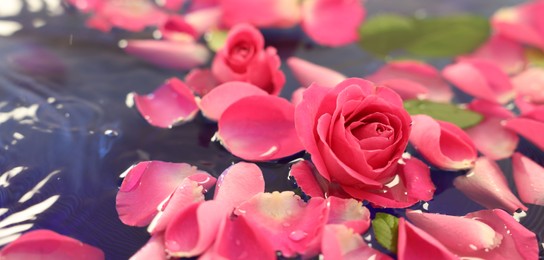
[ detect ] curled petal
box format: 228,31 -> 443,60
465,209 -> 538,260
0,230 -> 104,259
217,95 -> 304,161
410,115 -> 477,170
453,157 -> 527,213
221,0 -> 301,28
289,160 -> 327,198
185,69 -> 219,96
287,57 -> 347,88
130,234 -> 167,260
116,161 -> 207,226
460,35 -> 526,75
301,0 -> 365,46
365,60 -> 452,102
159,16 -> 198,42
326,197 -> 370,234
512,152 -> 544,205
199,81 -> 268,121
237,191 -> 328,257
406,210 -> 502,256
442,59 -> 514,104
133,78 -> 199,128
123,40 -> 210,70
164,200 -> 225,258
504,117 -> 544,151
511,67 -> 544,104
322,225 -> 392,260
397,218 -> 457,260
214,162 -> 265,211
492,1 -> 544,50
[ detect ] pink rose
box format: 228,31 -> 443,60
211,24 -> 285,95
294,78 -> 434,207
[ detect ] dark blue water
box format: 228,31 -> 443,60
0,0 -> 542,259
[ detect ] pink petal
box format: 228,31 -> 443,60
512,152 -> 544,205
376,79 -> 429,100
406,210 -> 503,256
289,160 -> 328,198
286,57 -> 347,88
397,218 -> 457,260
468,99 -> 515,119
185,7 -> 222,35
410,115 -> 477,170
343,156 -> 435,208
301,0 -> 365,46
162,0 -> 185,10
322,224 -> 392,260
465,209 -> 539,260
237,192 -> 328,257
133,78 -> 199,128
116,161 -> 208,226
67,0 -> 101,12
365,60 -> 452,102
130,234 -> 167,260
515,96 -> 539,114
123,40 -> 210,70
185,69 -> 220,96
459,35 -> 526,75
326,197 -> 370,234
504,117 -> 544,151
220,0 -> 301,28
523,105 -> 544,122
164,200 -> 225,257
442,59 -> 514,104
217,95 -> 304,161
453,157 -> 527,213
214,162 -> 265,211
290,87 -> 306,107
512,67 -> 544,104
148,178 -> 207,234
199,81 -> 268,121
0,230 -> 104,260
200,215 -> 276,260
492,2 -> 544,50
98,0 -> 168,32
158,15 -> 198,42
85,15 -> 112,32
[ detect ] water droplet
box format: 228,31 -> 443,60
104,129 -> 119,137
469,244 -> 477,250
282,222 -> 291,228
289,230 -> 307,241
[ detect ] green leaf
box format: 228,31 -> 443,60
525,47 -> 544,68
205,29 -> 229,52
403,99 -> 484,129
372,213 -> 399,253
358,14 -> 417,56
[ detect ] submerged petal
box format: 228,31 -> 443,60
397,218 -> 457,260
287,57 -> 347,88
0,230 -> 104,260
214,162 -> 265,211
217,95 -> 304,161
512,152 -> 544,206
133,78 -> 199,128
454,157 -> 527,213
123,40 -> 210,70
322,225 -> 392,260
116,161 -> 208,226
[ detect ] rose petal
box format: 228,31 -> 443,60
326,197 -> 370,234
199,81 -> 268,121
492,1 -> 544,50
123,40 -> 210,70
410,115 -> 477,170
286,57 -> 347,88
217,95 -> 303,161
85,15 -> 113,32
0,230 -> 104,260
214,162 -> 265,211
289,160 -> 327,198
397,218 -> 457,260
515,96 -> 538,114
97,0 -> 167,32
221,0 -> 301,28
185,68 -> 220,96
301,0 -> 365,46
442,59 -> 514,104
459,35 -> 526,75
468,99 -> 515,119
164,200 -> 225,257
116,161 -> 208,226
322,224 -> 392,260
406,210 -> 503,256
148,178 -> 206,234
365,60 -> 452,102
133,78 -> 199,128
453,157 -> 527,213
465,209 -> 538,259
512,152 -> 544,205
130,234 -> 167,260
158,15 -> 198,42
511,67 -> 544,104
185,7 -> 222,35
504,117 -> 544,151
237,191 -> 328,257
376,79 -> 429,100
523,105 -> 544,122
290,87 -> 306,107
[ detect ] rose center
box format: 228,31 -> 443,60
230,42 -> 254,64
352,122 -> 394,140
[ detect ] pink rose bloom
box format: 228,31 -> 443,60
211,24 -> 285,95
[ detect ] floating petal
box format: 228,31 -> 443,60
221,0 -> 301,28
512,152 -> 544,206
287,57 -> 346,88
185,69 -> 220,96
199,81 -> 267,121
130,234 -> 167,260
185,7 -> 222,35
322,224 -> 392,260
397,218 -> 457,260
511,67 -> 544,104
326,197 -> 370,234
289,160 -> 328,198
460,35 -> 526,75
504,117 -> 544,151
492,2 -> 544,50
214,162 -> 265,211
159,15 -> 198,42
133,78 -> 199,128
124,40 -> 210,70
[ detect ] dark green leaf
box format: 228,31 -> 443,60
404,99 -> 484,129
372,213 -> 399,253
358,14 -> 417,56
